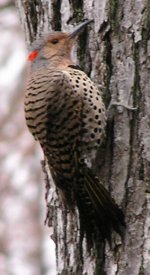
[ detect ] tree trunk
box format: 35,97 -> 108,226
16,0 -> 150,274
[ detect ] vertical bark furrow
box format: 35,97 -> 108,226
51,0 -> 61,30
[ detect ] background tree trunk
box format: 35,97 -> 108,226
16,0 -> 150,274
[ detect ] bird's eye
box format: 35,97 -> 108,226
51,39 -> 59,44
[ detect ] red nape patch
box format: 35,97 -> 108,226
28,51 -> 39,61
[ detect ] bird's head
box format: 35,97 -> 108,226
28,20 -> 93,66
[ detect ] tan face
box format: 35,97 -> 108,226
29,20 -> 93,62
41,33 -> 74,59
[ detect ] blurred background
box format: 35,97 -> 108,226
0,1 -> 56,274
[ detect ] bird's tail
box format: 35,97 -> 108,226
76,167 -> 126,248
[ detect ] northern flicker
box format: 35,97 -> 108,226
25,20 -> 125,247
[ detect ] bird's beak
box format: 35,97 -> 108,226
69,19 -> 93,39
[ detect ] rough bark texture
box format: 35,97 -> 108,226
16,0 -> 150,274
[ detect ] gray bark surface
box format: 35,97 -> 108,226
16,0 -> 150,274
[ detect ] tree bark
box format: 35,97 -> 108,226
16,0 -> 150,274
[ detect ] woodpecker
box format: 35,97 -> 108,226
25,20 -> 125,248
